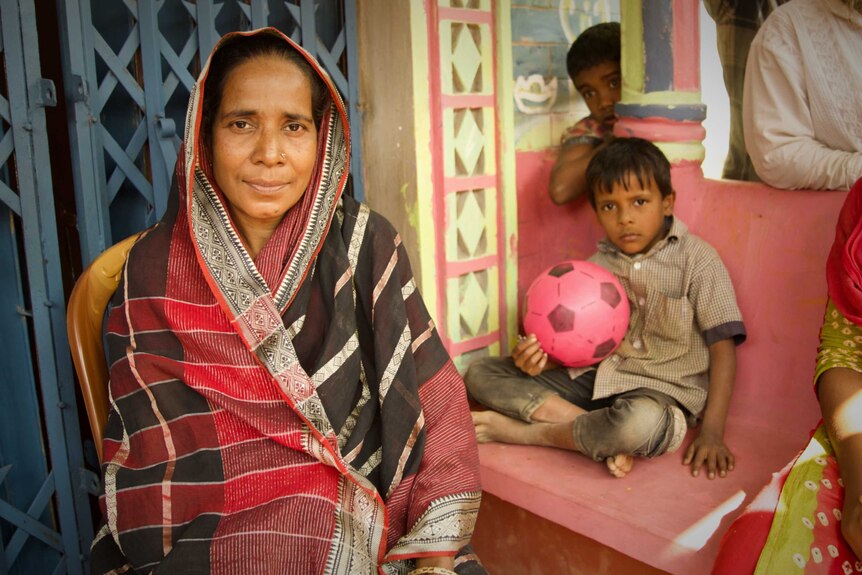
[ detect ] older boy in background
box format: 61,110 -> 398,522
549,22 -> 621,205
468,138 -> 746,479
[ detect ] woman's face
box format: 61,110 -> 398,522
211,54 -> 318,248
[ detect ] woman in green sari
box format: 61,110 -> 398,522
713,177 -> 862,574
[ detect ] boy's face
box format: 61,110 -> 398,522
574,61 -> 621,131
594,174 -> 675,256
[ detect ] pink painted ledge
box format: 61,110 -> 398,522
478,417 -> 810,574
478,165 -> 849,574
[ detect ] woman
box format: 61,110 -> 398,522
712,178 -> 862,573
91,28 -> 483,575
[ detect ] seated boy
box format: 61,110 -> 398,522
467,138 -> 746,479
549,22 -> 621,205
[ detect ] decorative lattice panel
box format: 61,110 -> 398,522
441,0 -> 487,10
446,188 -> 495,260
428,0 -> 508,363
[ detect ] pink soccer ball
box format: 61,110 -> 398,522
523,260 -> 630,367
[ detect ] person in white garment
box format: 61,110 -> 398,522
743,0 -> 862,191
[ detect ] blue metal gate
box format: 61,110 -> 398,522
2,1 -> 362,573
1,0 -> 93,573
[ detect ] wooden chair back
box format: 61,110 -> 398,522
66,234 -> 139,463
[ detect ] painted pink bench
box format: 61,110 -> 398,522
471,156 -> 848,574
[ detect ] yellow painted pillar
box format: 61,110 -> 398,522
358,0 -> 518,371
617,0 -> 706,174
411,0 -> 518,369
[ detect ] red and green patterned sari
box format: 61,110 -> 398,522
713,178 -> 862,574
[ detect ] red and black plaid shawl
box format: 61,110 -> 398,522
91,28 -> 481,575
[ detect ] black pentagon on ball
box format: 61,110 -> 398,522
600,282 -> 622,308
548,262 -> 574,278
593,338 -> 618,358
548,304 -> 575,332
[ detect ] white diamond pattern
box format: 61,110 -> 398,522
452,24 -> 481,93
454,110 -> 484,175
456,190 -> 485,257
459,272 -> 488,337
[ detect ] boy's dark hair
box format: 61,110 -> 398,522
584,138 -> 673,209
566,22 -> 621,82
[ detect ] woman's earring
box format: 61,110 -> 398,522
280,152 -> 286,160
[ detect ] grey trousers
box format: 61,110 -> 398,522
464,356 -> 687,461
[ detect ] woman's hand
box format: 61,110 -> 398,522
512,334 -> 557,376
683,430 -> 735,479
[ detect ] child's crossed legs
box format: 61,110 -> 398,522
464,356 -> 687,477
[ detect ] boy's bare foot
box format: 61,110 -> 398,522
472,410 -> 530,444
606,454 -> 634,478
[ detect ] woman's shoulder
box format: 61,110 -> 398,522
120,222 -> 175,289
125,222 -> 170,259
339,195 -> 399,238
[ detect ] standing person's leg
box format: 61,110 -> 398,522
570,388 -> 688,477
704,0 -> 777,181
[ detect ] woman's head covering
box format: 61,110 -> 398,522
827,177 -> 862,324
182,27 -> 349,310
